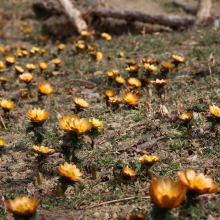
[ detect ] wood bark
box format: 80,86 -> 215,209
59,0 -> 87,33
196,0 -> 212,24
92,8 -> 196,28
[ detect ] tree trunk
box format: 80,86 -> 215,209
59,0 -> 87,33
196,0 -> 212,24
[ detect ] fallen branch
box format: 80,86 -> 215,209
92,8 -> 196,28
86,196 -> 151,209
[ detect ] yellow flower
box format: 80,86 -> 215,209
0,60 -> 5,69
90,118 -> 104,131
57,44 -> 65,51
108,97 -> 122,105
118,52 -> 124,58
38,62 -> 48,71
38,82 -> 53,95
0,77 -> 9,83
106,70 -> 116,79
178,169 -> 219,194
127,77 -> 142,88
115,76 -> 125,85
209,105 -> 220,118
150,79 -> 167,87
101,32 -> 112,41
5,196 -> 39,216
90,51 -> 103,61
123,92 -> 140,106
179,112 -> 193,122
125,59 -> 137,66
40,49 -> 47,55
73,97 -> 90,109
122,167 -> 137,178
144,63 -> 158,73
172,55 -> 185,63
0,99 -> 15,110
5,55 -> 16,65
52,58 -> 62,66
125,65 -> 140,73
59,115 -> 93,136
58,162 -> 83,182
0,138 -> 6,147
32,145 -> 55,155
138,155 -> 159,165
150,177 -> 187,209
75,40 -> 85,50
141,58 -> 156,65
27,108 -> 49,123
81,30 -> 90,37
14,65 -> 24,74
19,73 -> 35,83
104,89 -> 115,98
26,63 -> 36,71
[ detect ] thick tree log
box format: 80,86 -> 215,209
92,8 -> 196,28
172,0 -> 197,15
59,0 -> 87,33
172,0 -> 220,18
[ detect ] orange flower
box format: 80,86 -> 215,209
0,99 -> 15,110
52,58 -> 62,65
14,65 -> 24,74
144,63 -> 158,73
150,177 -> 187,209
118,52 -> 124,58
123,92 -> 139,106
58,162 -> 83,182
161,61 -> 175,72
101,32 -> 112,41
38,82 -> 53,95
73,97 -> 90,109
209,105 -> 220,118
138,155 -> 159,165
5,196 -> 39,216
127,212 -> 146,220
122,167 -> 137,178
5,55 -> 16,65
59,115 -> 93,136
150,79 -> 167,87
172,55 -> 185,63
38,62 -> 48,71
90,51 -> 103,61
27,108 -> 49,123
178,169 -> 219,194
0,137 -> 5,147
19,73 -> 35,83
104,89 -> 115,98
32,145 -> 55,155
127,77 -> 142,88
179,112 -> 193,122
141,58 -> 156,65
26,63 -> 36,72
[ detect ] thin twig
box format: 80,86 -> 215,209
70,78 -> 97,87
208,62 -> 212,83
0,115 -> 6,129
86,196 -> 151,209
